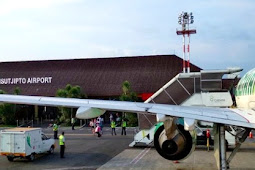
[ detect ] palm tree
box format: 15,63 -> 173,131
13,87 -> 21,117
56,84 -> 86,124
120,81 -> 138,101
119,81 -> 138,126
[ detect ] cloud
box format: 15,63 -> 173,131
0,0 -> 254,75
0,0 -> 77,16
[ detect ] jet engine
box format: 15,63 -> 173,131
154,120 -> 196,161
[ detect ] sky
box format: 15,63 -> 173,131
0,0 -> 254,76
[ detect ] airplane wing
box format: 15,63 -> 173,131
0,94 -> 255,129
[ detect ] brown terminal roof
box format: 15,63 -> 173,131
0,55 -> 201,97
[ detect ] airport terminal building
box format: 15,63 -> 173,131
0,54 -> 203,128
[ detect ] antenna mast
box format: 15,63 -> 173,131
177,12 -> 196,73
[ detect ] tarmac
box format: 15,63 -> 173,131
99,138 -> 255,170
1,126 -> 255,169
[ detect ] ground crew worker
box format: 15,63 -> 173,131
53,123 -> 58,139
111,120 -> 117,135
59,132 -> 65,158
121,119 -> 127,135
71,117 -> 75,130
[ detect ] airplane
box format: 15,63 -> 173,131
0,67 -> 254,170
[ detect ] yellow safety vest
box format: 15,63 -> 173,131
59,135 -> 64,145
111,121 -> 116,128
53,124 -> 58,131
122,121 -> 127,127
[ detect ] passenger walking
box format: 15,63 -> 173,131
121,119 -> 127,135
53,123 -> 58,139
71,117 -> 75,130
116,113 -> 121,126
89,119 -> 95,134
111,120 -> 117,135
95,123 -> 101,137
98,116 -> 104,134
109,113 -> 113,122
59,132 -> 65,158
93,119 -> 97,134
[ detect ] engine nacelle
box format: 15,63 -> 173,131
76,106 -> 105,119
154,123 -> 196,161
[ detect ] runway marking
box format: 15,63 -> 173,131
130,147 -> 151,165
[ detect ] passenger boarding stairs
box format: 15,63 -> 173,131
129,68 -> 241,147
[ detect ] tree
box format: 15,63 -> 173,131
119,81 -> 138,126
0,103 -> 16,125
120,81 -> 138,102
0,87 -> 22,125
56,84 -> 87,124
0,90 -> 5,94
13,87 -> 21,117
14,87 -> 21,95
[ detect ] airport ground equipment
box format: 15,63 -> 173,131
131,68 -> 242,169
130,69 -> 239,147
129,125 -> 156,147
0,127 -> 55,161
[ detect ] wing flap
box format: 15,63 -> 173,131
0,94 -> 255,129
148,105 -> 255,128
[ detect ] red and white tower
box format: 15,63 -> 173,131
176,12 -> 196,73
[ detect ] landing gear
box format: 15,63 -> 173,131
214,124 -> 250,170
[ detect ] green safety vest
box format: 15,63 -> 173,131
53,124 -> 58,131
111,121 -> 116,128
71,118 -> 75,124
59,135 -> 64,145
122,121 -> 127,127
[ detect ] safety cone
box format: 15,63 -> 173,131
249,131 -> 253,138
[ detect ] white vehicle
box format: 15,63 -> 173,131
0,127 -> 55,161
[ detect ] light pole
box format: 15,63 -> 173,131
177,12 -> 196,73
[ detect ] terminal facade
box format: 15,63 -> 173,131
0,54 -> 203,128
